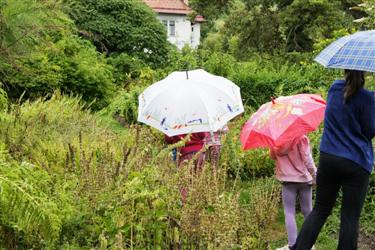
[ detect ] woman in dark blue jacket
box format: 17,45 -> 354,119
292,70 -> 375,250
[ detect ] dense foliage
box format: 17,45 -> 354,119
0,0 -> 115,108
65,0 -> 170,67
0,0 -> 374,248
0,95 -> 281,248
200,0 -> 360,57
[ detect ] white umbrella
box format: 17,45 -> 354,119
138,69 -> 244,136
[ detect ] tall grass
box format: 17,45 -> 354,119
0,94 -> 281,249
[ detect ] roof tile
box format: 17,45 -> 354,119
143,0 -> 192,14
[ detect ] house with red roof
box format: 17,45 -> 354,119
143,0 -> 204,49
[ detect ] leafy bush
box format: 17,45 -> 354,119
107,53 -> 147,87
66,0 -> 169,67
101,87 -> 143,125
352,0 -> 375,30
6,35 -> 115,109
220,115 -> 275,180
55,36 -> 115,108
0,0 -> 69,71
230,58 -> 335,108
0,0 -> 118,108
279,0 -> 350,52
160,46 -> 200,75
201,51 -> 237,78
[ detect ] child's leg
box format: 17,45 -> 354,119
282,183 -> 298,246
299,184 -> 313,218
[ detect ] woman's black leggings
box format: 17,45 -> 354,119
292,152 -> 370,250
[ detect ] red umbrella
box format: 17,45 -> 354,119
240,94 -> 326,150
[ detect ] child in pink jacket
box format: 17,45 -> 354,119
270,135 -> 317,250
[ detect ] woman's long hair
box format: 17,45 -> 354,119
344,69 -> 365,102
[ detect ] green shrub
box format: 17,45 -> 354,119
230,58 -> 335,108
164,46 -> 199,72
66,0 -> 169,67
220,115 -> 275,180
0,0 -> 70,72
0,0 -> 117,109
6,35 -> 115,109
201,51 -> 237,78
107,53 -> 147,87
101,87 -> 143,125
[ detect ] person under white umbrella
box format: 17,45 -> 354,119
138,69 -> 244,202
138,69 -> 244,137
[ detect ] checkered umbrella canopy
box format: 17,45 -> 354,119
315,30 -> 375,72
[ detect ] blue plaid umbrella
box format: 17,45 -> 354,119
315,30 -> 375,72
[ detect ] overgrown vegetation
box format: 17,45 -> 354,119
0,95 -> 281,248
0,0 -> 374,248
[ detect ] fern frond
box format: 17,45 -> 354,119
0,149 -> 62,245
0,174 -> 61,241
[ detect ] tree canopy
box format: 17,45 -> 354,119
0,0 -> 115,108
197,0 -> 369,56
65,0 -> 170,67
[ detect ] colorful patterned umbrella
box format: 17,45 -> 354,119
138,69 -> 244,136
315,30 -> 375,72
240,94 -> 326,150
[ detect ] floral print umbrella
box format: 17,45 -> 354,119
240,94 -> 326,150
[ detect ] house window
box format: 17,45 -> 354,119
161,20 -> 176,37
169,20 -> 175,36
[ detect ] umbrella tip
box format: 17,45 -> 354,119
186,70 -> 189,79
271,96 -> 276,104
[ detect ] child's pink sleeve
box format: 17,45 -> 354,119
298,137 -> 317,176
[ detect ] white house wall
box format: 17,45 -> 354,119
191,23 -> 201,48
157,14 -> 200,49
